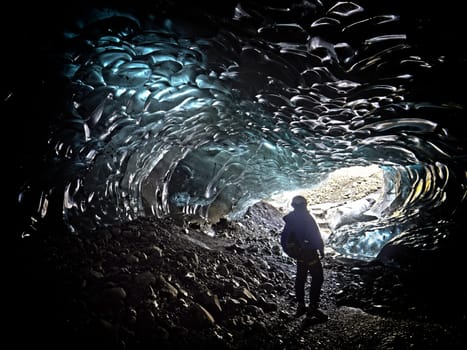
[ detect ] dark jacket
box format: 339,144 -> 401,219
280,207 -> 324,259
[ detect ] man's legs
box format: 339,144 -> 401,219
295,261 -> 308,316
307,261 -> 327,321
308,262 -> 324,308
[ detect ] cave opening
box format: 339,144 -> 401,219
264,165 -> 385,259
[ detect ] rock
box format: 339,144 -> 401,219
125,254 -> 140,264
186,251 -> 199,266
187,303 -> 216,328
256,296 -> 278,312
271,245 -> 282,255
135,271 -> 156,286
326,196 -> 378,230
89,269 -> 104,279
223,297 -> 243,313
259,282 -> 274,292
233,287 -> 257,303
157,274 -> 179,300
147,245 -> 163,258
216,264 -> 230,276
154,326 -> 170,340
196,291 -> 223,319
98,287 -> 127,312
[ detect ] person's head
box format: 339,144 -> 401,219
291,195 -> 307,210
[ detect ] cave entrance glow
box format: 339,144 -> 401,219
265,165 -> 385,259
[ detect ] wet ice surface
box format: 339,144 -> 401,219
12,1 -> 467,261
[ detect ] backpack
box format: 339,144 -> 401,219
285,235 -> 301,259
285,234 -> 317,261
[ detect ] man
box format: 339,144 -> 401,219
280,195 -> 327,321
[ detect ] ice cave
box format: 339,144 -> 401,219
6,0 -> 467,348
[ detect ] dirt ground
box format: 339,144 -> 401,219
10,189 -> 466,349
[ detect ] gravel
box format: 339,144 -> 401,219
10,195 -> 466,349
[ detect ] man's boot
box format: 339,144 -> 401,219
295,302 -> 307,317
307,305 -> 328,322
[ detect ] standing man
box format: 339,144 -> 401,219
280,195 -> 327,321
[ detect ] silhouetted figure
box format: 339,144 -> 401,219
280,195 -> 327,321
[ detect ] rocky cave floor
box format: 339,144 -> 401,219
11,199 -> 467,350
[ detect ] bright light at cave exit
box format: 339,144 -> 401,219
264,165 -> 383,241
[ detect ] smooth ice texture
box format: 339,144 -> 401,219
16,1 -> 466,260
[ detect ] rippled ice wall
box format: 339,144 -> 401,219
14,1 -> 467,259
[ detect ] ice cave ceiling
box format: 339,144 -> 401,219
8,0 -> 467,259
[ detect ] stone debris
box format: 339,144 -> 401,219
12,201 -> 466,349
